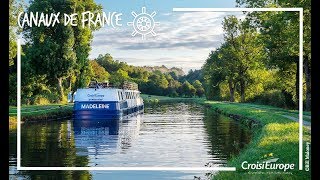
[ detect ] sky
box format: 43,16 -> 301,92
89,0 -> 245,73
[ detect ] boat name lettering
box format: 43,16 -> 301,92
81,104 -> 110,109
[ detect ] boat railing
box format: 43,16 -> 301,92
87,81 -> 139,90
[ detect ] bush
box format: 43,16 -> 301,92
247,90 -> 295,109
9,74 -> 17,106
21,91 -> 61,105
33,95 -> 50,105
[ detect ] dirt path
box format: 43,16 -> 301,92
280,114 -> 311,127
235,103 -> 311,128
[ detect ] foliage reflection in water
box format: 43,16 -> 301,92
9,102 -> 251,179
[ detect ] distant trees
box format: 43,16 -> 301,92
193,80 -> 205,98
91,53 -> 205,98
89,60 -> 110,82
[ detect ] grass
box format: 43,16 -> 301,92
224,102 -> 311,122
9,103 -> 73,127
204,101 -> 311,180
140,94 -> 205,103
9,103 -> 73,116
211,101 -> 311,122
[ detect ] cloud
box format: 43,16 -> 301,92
89,11 -> 245,72
91,12 -> 236,51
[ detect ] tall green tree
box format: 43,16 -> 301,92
236,0 -> 311,110
9,0 -> 23,66
222,16 -> 266,102
24,0 -> 102,101
71,0 -> 102,89
25,1 -> 77,101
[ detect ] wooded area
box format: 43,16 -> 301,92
9,0 -> 310,111
203,0 -> 311,110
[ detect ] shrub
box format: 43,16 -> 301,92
247,90 -> 295,109
32,95 -> 50,105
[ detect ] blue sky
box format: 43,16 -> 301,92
89,0 -> 243,73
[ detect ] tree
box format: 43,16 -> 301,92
180,81 -> 196,97
9,0 -> 24,66
193,80 -> 205,98
236,0 -> 311,110
96,53 -> 122,73
25,6 -> 76,101
109,69 -> 130,87
24,0 -> 102,101
222,15 -> 266,102
70,0 -> 102,89
89,60 -> 110,82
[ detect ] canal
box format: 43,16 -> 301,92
9,102 -> 252,179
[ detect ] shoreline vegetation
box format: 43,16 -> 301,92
9,95 -> 311,179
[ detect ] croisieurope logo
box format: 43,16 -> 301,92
241,158 -> 295,172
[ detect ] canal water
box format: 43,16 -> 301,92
9,102 -> 252,179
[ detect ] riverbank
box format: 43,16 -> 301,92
137,95 -> 312,179
140,94 -> 205,104
9,104 -> 73,128
8,95 -> 311,179
204,101 -> 311,179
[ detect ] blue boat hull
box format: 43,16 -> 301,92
73,101 -> 144,120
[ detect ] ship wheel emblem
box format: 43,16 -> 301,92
127,7 -> 160,40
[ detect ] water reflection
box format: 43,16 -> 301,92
9,102 -> 252,179
73,116 -> 141,166
9,121 -> 92,179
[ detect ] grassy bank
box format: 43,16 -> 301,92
139,95 -> 311,179
140,94 -> 205,104
9,104 -> 73,127
204,101 -> 311,179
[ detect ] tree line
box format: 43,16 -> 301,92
88,53 -> 205,98
9,0 -> 205,106
9,0 -> 310,111
203,0 -> 311,110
